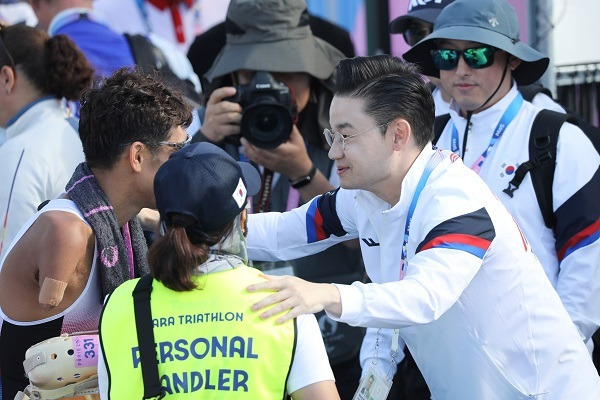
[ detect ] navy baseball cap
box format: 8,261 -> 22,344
389,0 -> 456,34
154,142 -> 261,233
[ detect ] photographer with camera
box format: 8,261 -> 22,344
191,0 -> 365,398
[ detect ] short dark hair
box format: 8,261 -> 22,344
334,55 -> 435,149
78,68 -> 193,169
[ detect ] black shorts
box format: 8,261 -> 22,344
0,318 -> 62,400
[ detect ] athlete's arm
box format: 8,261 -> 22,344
35,212 -> 95,310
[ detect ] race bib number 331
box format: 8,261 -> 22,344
73,334 -> 99,368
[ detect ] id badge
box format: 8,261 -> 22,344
352,364 -> 392,400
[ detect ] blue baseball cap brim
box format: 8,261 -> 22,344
389,9 -> 441,34
154,142 -> 261,233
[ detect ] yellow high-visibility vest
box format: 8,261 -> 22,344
100,265 -> 296,399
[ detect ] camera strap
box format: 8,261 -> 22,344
257,168 -> 274,213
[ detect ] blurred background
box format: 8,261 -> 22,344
2,0 -> 597,126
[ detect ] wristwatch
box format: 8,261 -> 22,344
290,165 -> 317,189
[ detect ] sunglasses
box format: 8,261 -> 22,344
403,25 -> 431,47
121,133 -> 192,150
156,133 -> 192,150
431,46 -> 496,70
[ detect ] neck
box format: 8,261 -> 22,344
91,167 -> 141,227
59,0 -> 93,11
7,83 -> 45,124
45,1 -> 93,30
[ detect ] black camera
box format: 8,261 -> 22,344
226,71 -> 295,149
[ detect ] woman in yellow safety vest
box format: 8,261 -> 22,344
97,142 -> 340,400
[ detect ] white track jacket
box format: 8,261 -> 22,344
247,146 -> 600,399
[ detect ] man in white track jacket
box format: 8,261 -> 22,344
245,55 -> 600,399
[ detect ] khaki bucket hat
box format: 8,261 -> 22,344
204,0 -> 345,83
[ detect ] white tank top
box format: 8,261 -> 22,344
0,199 -> 102,334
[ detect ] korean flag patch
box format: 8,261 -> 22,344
232,178 -> 247,208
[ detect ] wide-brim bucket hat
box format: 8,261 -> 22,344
403,0 -> 549,85
204,0 -> 345,83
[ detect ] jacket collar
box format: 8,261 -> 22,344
6,97 -> 62,140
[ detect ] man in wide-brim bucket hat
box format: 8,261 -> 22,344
204,0 -> 344,86
404,0 -> 548,87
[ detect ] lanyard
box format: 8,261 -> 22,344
399,150 -> 444,280
451,93 -> 523,174
135,0 -> 153,33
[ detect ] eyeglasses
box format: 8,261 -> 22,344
0,27 -> 15,69
431,46 -> 496,70
323,122 -> 391,150
155,133 -> 192,150
403,25 -> 431,47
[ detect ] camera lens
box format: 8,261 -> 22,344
241,102 -> 293,149
254,110 -> 279,133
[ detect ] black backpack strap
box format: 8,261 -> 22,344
124,33 -> 203,109
132,274 -> 165,400
433,113 -> 451,145
503,110 -> 571,230
123,33 -> 161,75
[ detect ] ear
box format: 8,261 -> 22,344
508,55 -> 522,71
1,65 -> 15,95
240,208 -> 248,237
127,142 -> 146,172
390,118 -> 411,151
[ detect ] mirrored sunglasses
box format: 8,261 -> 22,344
431,46 -> 496,70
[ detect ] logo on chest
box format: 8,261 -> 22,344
361,238 -> 380,247
498,162 -> 521,178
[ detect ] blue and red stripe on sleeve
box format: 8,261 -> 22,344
555,168 -> 600,263
306,188 -> 347,243
416,208 -> 496,259
554,169 -> 600,262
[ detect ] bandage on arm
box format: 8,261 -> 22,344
39,277 -> 68,308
